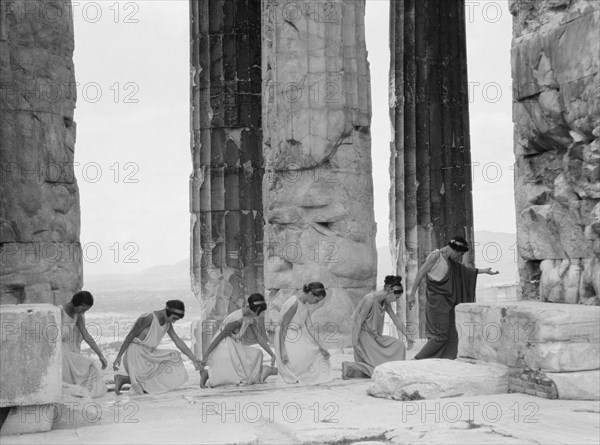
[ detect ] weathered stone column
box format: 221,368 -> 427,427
0,0 -> 82,305
511,0 -> 599,303
262,0 -> 377,346
390,0 -> 474,332
190,0 -> 264,334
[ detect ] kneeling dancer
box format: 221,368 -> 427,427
275,282 -> 333,384
342,276 -> 413,379
200,293 -> 276,388
113,300 -> 200,394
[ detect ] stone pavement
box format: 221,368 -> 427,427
2,350 -> 599,444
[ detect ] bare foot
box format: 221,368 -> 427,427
114,374 -> 128,395
199,369 -> 209,388
341,362 -> 349,380
260,365 -> 277,383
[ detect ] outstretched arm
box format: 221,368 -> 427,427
113,314 -> 152,371
476,267 -> 499,275
167,325 -> 200,368
76,315 -> 107,369
278,302 -> 298,364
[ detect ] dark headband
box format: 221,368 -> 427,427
166,306 -> 185,315
449,239 -> 469,252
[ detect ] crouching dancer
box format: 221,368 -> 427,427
275,282 -> 333,385
342,276 -> 413,379
113,300 -> 200,395
200,293 -> 277,388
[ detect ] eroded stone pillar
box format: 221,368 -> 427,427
511,0 -> 599,303
262,0 -> 377,346
190,0 -> 264,331
390,0 -> 474,332
0,0 -> 82,305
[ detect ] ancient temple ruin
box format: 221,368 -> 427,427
1,0 -> 599,432
189,0 -> 265,327
510,0 -> 599,305
187,0 -> 482,345
1,0 -> 82,306
389,0 -> 474,331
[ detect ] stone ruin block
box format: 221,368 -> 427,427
539,258 -> 600,305
546,370 -> 600,400
368,359 -> 509,401
457,302 -> 600,400
0,304 -> 62,435
511,1 -> 599,301
517,201 -> 599,260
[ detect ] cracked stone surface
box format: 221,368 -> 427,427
189,0 -> 265,329
511,0 -> 600,301
261,0 -> 377,347
1,351 -> 598,444
0,0 -> 83,305
457,302 -> 600,400
368,359 -> 509,401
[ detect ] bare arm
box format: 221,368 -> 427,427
254,317 -> 276,364
167,324 -> 198,364
476,267 -> 499,275
113,314 -> 153,370
278,302 -> 298,362
408,251 -> 440,310
76,315 -> 107,368
202,320 -> 240,362
385,302 -> 412,343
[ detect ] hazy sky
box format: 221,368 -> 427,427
72,0 -> 514,276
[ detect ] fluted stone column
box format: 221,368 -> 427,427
0,0 -> 82,305
262,0 -> 377,346
511,0 -> 599,303
190,0 -> 264,333
390,0 -> 474,332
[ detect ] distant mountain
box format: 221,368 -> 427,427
85,259 -> 191,292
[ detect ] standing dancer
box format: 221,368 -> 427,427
407,237 -> 498,359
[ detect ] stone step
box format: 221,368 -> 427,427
456,301 -> 600,372
547,370 -> 600,401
